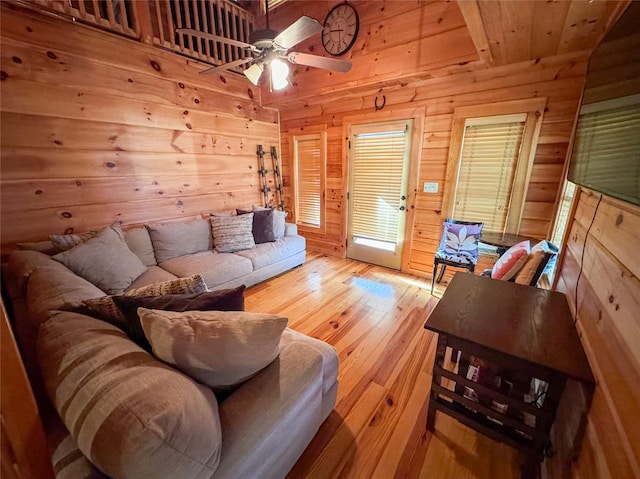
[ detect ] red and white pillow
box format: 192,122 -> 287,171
491,240 -> 530,281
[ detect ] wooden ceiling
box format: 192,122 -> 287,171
260,0 -> 630,107
460,0 -> 631,66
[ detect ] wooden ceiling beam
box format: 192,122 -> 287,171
456,0 -> 494,65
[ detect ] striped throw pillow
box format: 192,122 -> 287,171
211,214 -> 255,253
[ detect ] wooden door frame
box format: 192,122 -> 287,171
341,106 -> 426,272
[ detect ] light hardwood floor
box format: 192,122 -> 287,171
245,252 -> 524,479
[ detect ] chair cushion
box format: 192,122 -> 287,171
38,311 -> 222,479
112,286 -> 246,351
491,240 -> 531,281
139,309 -> 288,390
437,222 -> 482,265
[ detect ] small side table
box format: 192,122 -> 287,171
480,232 -> 539,256
424,273 -> 594,478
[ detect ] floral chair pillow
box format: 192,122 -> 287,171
435,222 -> 483,265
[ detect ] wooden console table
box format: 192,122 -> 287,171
424,273 -> 594,478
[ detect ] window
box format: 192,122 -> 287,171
443,99 -> 546,234
551,180 -> 577,247
453,115 -> 526,233
292,132 -> 326,229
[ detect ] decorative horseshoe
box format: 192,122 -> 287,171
374,95 -> 386,111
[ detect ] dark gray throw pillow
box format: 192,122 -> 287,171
112,285 -> 246,351
237,208 -> 276,244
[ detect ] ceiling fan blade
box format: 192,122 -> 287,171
273,16 -> 322,50
200,57 -> 255,75
287,52 -> 352,73
176,28 -> 252,50
243,63 -> 265,86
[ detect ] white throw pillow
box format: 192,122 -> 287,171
139,308 -> 288,389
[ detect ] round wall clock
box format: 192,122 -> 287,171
322,2 -> 359,57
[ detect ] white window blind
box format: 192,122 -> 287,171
294,135 -> 321,227
571,96 -> 640,202
350,123 -> 408,244
453,115 -> 526,233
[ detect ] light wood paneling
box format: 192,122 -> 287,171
279,50 -> 588,278
0,4 -> 279,251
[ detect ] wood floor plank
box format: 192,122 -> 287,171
246,252 -> 522,478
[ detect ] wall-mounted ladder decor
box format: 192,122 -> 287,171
257,145 -> 285,210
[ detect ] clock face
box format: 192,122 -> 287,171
322,3 -> 359,56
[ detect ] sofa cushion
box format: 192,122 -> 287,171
112,286 -> 246,351
211,214 -> 255,253
53,226 -> 147,295
235,236 -> 306,270
237,208 -> 276,244
26,266 -> 105,326
84,275 -> 208,330
16,240 -> 60,256
50,230 -> 98,252
253,205 -> 287,239
279,328 -> 339,397
7,250 -> 72,299
147,219 -> 212,263
159,251 -> 253,288
123,226 -> 157,266
38,311 -> 222,479
126,265 -> 178,290
139,309 -> 288,389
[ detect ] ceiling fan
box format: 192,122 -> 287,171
176,9 -> 352,90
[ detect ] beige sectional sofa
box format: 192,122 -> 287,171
4,216 -> 339,479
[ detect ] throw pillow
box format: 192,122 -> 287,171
252,205 -> 287,239
514,249 -> 547,286
491,240 -> 531,281
437,221 -> 483,264
139,308 -> 288,389
84,274 -> 208,329
112,286 -> 246,351
53,226 -> 147,294
210,214 -> 255,253
16,240 -> 60,256
38,311 -> 222,478
237,208 -> 276,244
49,230 -> 98,252
146,219 -> 213,263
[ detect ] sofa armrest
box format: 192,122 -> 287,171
214,341 -> 324,479
284,222 -> 298,236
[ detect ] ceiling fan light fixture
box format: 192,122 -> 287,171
243,63 -> 264,86
270,58 -> 290,90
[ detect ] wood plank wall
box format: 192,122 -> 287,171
0,3 -> 279,253
554,13 -> 640,476
270,1 -> 588,281
555,190 -> 640,478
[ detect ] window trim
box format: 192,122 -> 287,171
289,126 -> 327,235
442,98 -> 547,234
